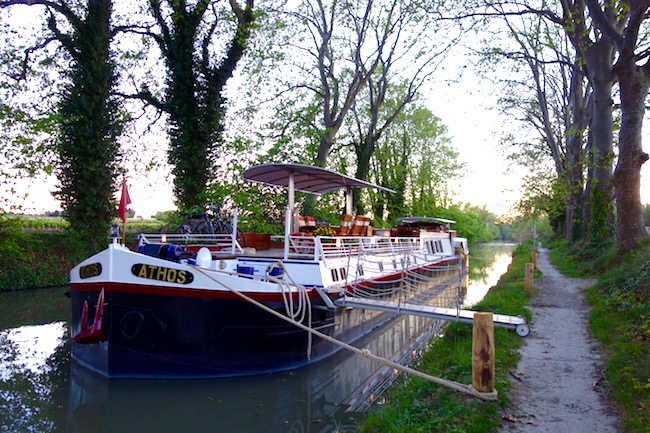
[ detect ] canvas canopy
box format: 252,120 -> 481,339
243,163 -> 395,195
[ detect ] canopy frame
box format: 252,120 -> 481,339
243,163 -> 395,219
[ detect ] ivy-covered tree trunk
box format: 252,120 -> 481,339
164,14 -> 212,210
149,0 -> 254,210
56,0 -> 122,248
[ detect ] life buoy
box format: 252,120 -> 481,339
290,232 -> 315,254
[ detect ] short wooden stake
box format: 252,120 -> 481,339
525,263 -> 534,293
532,249 -> 537,269
472,312 -> 495,393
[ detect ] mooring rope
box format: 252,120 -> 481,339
190,264 -> 497,401
267,261 -> 312,358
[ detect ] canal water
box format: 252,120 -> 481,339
0,243 -> 515,433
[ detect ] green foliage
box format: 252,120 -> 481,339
54,0 -> 123,250
443,204 -> 497,244
149,0 -> 255,211
589,181 -> 615,244
0,230 -> 90,291
547,238 -> 617,278
361,243 -> 533,432
373,102 -> 464,224
6,216 -> 69,231
550,240 -> 650,432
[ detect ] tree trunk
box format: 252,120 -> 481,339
564,71 -> 589,242
582,131 -> 594,233
57,0 -> 121,247
613,64 -> 650,250
587,79 -> 615,242
353,134 -> 375,214
316,128 -> 337,167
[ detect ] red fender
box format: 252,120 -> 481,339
73,288 -> 106,344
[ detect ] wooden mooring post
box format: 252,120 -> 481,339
529,249 -> 538,269
472,312 -> 495,394
525,263 -> 534,293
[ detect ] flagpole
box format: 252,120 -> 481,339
122,178 -> 127,246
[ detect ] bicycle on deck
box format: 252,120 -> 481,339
208,205 -> 246,247
161,210 -> 214,235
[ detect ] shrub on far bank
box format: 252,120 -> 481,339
0,230 -> 90,291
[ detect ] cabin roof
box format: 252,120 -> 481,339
395,217 -> 456,226
243,163 -> 395,195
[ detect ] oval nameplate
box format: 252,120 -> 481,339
131,264 -> 194,285
79,263 -> 102,279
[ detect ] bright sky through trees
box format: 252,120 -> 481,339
9,63 -> 650,219
4,4 -> 649,220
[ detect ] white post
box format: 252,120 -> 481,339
231,208 -> 238,255
288,172 -> 296,231
284,208 -> 291,259
345,186 -> 353,215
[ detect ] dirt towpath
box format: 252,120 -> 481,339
499,247 -> 619,432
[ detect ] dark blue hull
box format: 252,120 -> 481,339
70,284 -> 390,378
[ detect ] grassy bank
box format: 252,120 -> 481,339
549,240 -> 649,432
0,230 -> 91,291
360,242 -> 535,432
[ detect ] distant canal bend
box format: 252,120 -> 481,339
0,242 -> 515,433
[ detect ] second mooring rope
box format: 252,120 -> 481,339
190,264 -> 497,401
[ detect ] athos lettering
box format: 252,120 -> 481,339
156,266 -> 168,281
131,264 -> 194,285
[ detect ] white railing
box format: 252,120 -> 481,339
348,253 -> 464,315
137,233 -> 245,255
285,233 -> 424,262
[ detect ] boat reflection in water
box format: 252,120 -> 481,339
68,313 -> 445,433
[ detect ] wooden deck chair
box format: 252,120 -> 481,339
362,217 -> 370,235
336,214 -> 353,236
349,216 -> 368,236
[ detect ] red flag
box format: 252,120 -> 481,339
118,179 -> 131,223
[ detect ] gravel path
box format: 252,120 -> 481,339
499,247 -> 619,432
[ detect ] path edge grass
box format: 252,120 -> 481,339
549,239 -> 649,433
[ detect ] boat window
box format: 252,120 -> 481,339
331,268 -> 338,282
340,268 -> 347,279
